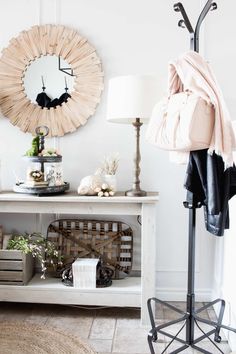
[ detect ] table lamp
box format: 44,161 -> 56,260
107,75 -> 159,197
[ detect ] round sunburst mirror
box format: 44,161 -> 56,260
0,25 -> 104,137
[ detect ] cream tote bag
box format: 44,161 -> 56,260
146,91 -> 215,151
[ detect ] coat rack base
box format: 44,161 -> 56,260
147,297 -> 236,354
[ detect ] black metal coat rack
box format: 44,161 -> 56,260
147,2 -> 236,354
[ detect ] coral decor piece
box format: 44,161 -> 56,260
77,174 -> 103,196
77,174 -> 115,197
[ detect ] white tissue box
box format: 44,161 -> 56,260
72,258 -> 99,288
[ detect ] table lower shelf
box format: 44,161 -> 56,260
0,274 -> 141,308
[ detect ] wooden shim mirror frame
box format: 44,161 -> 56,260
0,25 -> 104,137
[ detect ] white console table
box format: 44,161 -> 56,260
0,191 -> 158,325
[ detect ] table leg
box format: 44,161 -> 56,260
141,203 -> 157,326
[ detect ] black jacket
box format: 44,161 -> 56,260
184,150 -> 236,236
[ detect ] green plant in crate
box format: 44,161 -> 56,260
7,233 -> 62,279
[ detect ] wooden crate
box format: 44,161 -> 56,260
0,250 -> 34,285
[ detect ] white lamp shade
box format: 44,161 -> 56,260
107,75 -> 159,123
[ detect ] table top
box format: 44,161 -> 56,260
0,191 -> 159,204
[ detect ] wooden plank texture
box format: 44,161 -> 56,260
0,251 -> 34,285
0,250 -> 23,260
0,271 -> 23,281
23,253 -> 34,285
0,260 -> 23,270
0,281 -> 23,285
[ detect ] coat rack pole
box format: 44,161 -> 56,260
186,204 -> 196,345
147,2 -> 236,353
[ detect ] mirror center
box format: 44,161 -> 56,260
23,55 -> 75,107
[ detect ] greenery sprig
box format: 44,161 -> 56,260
7,233 -> 62,279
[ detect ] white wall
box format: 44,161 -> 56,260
0,0 -> 230,301
204,1 -> 236,349
222,201 -> 236,350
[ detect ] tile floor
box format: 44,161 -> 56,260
0,301 -> 232,354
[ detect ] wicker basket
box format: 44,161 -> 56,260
47,219 -> 133,279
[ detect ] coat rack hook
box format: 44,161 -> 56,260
174,1 -> 217,52
173,2 -> 181,12
211,2 -> 217,11
178,19 -> 186,29
194,0 -> 218,51
173,2 -> 194,34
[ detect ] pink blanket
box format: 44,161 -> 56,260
168,51 -> 235,167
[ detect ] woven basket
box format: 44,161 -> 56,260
47,219 -> 133,279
